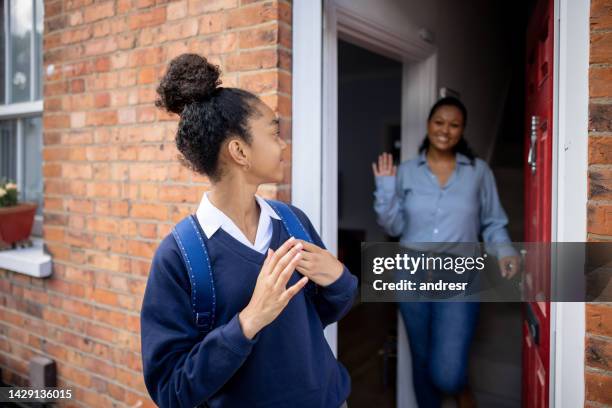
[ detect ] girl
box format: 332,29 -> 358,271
140,54 -> 357,408
372,97 -> 519,408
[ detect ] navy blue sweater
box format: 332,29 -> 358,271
140,205 -> 358,408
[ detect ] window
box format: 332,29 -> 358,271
0,0 -> 44,236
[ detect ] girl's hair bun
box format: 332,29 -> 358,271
155,53 -> 221,114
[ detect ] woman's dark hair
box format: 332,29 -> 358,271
155,53 -> 260,182
418,96 -> 476,164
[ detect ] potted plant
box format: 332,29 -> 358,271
0,180 -> 37,249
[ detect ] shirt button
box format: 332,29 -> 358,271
433,228 -> 439,234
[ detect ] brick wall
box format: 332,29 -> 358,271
586,1 -> 612,406
0,0 -> 292,406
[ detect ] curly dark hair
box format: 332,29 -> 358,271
418,96 -> 476,164
155,53 -> 260,182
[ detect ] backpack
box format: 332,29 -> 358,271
171,199 -> 316,336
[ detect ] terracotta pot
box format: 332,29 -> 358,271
0,203 -> 37,245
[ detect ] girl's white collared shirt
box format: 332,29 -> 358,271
195,191 -> 281,254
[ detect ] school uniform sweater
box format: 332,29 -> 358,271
140,203 -> 358,408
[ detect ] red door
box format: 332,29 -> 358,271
523,0 -> 553,407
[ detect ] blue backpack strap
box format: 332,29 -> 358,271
265,199 -> 318,296
171,214 -> 216,335
265,199 -> 313,243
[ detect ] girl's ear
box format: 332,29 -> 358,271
226,138 -> 250,167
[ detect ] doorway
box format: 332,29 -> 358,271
329,1 -> 532,407
293,0 -> 591,406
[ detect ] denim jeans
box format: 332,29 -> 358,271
398,301 -> 480,408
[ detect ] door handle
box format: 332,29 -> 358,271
527,116 -> 538,174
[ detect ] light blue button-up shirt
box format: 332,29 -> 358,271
373,151 -> 515,258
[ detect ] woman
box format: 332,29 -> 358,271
141,53 -> 357,408
372,97 -> 519,407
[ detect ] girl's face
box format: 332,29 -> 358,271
243,101 -> 287,184
426,105 -> 465,153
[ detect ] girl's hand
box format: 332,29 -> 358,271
372,152 -> 397,177
498,255 -> 520,279
295,240 -> 344,287
239,237 -> 308,339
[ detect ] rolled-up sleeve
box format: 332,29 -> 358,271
373,168 -> 406,237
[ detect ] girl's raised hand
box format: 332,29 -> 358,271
238,237 -> 308,339
372,152 -> 397,177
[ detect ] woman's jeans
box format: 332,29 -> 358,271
398,301 -> 480,408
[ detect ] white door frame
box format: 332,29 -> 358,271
292,0 -> 589,407
550,0 -> 589,406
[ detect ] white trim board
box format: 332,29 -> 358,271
550,0 -> 589,407
0,237 -> 52,278
292,0 -> 340,352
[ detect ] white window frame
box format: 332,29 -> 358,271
0,0 -> 49,279
0,0 -> 44,237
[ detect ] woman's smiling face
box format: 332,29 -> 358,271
243,101 -> 287,184
426,105 -> 465,153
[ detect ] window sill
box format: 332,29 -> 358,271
0,237 -> 52,278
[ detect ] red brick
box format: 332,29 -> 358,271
84,37 -> 118,57
591,32 -> 612,65
225,49 -> 278,71
45,0 -> 63,17
586,335 -> 612,371
83,1 -> 115,23
163,19 -> 199,41
226,1 -> 279,29
587,304 -> 612,337
198,12 -> 226,34
586,370 -> 612,405
167,2 -> 188,21
130,203 -> 168,221
260,93 -> 291,117
590,103 -> 612,133
61,26 -> 93,45
589,136 -> 612,164
591,0 -> 612,31
238,24 -> 278,49
138,66 -> 157,84
85,110 -> 117,126
188,0 -> 237,15
43,114 -> 70,129
239,70 -> 279,93
158,185 -> 200,203
588,202 -> 612,235
128,7 -> 167,30
589,166 -> 612,200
